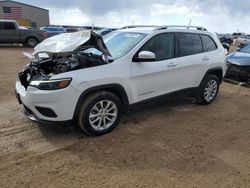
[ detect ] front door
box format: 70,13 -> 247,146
131,33 -> 180,102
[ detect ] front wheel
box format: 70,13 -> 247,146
196,74 -> 220,105
77,91 -> 122,136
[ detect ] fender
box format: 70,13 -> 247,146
73,84 -> 130,119
200,66 -> 223,86
23,35 -> 39,43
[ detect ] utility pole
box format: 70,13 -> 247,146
188,19 -> 192,29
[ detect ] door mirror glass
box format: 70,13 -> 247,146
138,51 -> 156,61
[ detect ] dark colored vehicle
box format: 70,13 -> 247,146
222,42 -> 230,52
40,26 -> 66,37
0,20 -> 46,47
232,32 -> 245,40
96,28 -> 117,36
65,28 -> 79,33
226,45 -> 250,82
220,36 -> 233,45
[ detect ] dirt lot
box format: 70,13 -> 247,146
0,46 -> 250,188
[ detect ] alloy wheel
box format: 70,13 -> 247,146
89,100 -> 118,131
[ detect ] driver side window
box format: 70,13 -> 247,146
140,33 -> 175,61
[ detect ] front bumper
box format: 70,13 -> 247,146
225,64 -> 250,82
15,75 -> 81,123
19,103 -> 73,125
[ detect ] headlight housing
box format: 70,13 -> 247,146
29,78 -> 72,90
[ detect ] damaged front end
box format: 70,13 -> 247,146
225,63 -> 250,82
18,31 -> 112,89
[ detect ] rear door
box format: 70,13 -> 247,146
131,33 -> 181,102
0,22 -> 19,43
177,33 -> 207,89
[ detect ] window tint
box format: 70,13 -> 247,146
202,35 -> 217,52
179,33 -> 202,56
140,33 -> 175,61
4,22 -> 16,30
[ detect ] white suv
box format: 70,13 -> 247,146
15,25 -> 226,136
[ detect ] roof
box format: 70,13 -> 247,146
0,0 -> 49,11
0,19 -> 17,22
118,25 -> 209,35
119,27 -> 158,34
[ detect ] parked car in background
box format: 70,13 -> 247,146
226,45 -> 250,82
222,42 -> 230,53
232,32 -> 245,40
96,28 -> 117,36
15,25 -> 226,136
0,19 -> 46,47
236,35 -> 250,46
218,34 -> 233,45
65,28 -> 80,33
40,26 -> 66,37
216,34 -> 230,54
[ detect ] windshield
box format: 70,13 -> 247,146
85,31 -> 147,60
239,45 -> 250,54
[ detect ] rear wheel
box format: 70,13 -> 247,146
77,91 -> 122,136
25,37 -> 38,48
196,74 -> 220,105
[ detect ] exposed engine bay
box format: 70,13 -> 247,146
18,31 -> 112,89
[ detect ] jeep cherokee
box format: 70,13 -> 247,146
15,25 -> 227,136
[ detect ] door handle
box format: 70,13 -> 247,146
167,62 -> 177,68
202,57 -> 210,61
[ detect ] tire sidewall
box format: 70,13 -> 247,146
199,75 -> 220,104
26,37 -> 38,48
79,92 -> 122,136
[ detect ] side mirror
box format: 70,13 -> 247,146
137,51 -> 156,61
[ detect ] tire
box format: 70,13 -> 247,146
77,91 -> 122,136
25,37 -> 38,48
196,74 -> 220,105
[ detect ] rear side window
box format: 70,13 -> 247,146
4,22 -> 16,30
140,33 -> 175,61
178,33 -> 202,56
202,35 -> 217,52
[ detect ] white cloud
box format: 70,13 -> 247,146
49,8 -> 90,26
41,0 -> 250,33
151,3 -> 203,17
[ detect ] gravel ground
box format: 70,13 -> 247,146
0,46 -> 250,188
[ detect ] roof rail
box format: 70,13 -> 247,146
120,25 -> 159,29
154,25 -> 207,31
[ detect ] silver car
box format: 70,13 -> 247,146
226,45 -> 250,82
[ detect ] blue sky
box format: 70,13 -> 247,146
13,0 -> 250,33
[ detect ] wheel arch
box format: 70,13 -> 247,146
24,35 -> 39,44
24,35 -> 39,42
201,67 -> 223,85
73,84 -> 130,119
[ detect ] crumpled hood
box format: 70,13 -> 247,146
227,52 -> 250,66
34,30 -> 111,56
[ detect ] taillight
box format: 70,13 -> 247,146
43,32 -> 48,38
